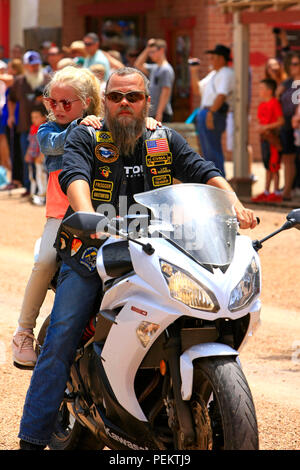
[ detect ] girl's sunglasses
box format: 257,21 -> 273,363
44,97 -> 81,112
105,91 -> 148,103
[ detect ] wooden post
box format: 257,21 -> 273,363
231,11 -> 252,197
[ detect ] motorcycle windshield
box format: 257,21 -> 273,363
134,183 -> 238,266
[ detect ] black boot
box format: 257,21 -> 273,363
19,439 -> 46,450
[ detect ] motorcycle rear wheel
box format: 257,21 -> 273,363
191,357 -> 259,450
36,315 -> 105,450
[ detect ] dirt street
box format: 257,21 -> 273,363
0,189 -> 299,450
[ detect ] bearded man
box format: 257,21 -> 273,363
18,67 -> 256,450
7,51 -> 50,194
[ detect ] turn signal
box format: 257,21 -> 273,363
160,359 -> 167,376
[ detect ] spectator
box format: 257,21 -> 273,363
43,46 -> 63,74
291,103 -> 300,197
40,41 -> 52,67
0,45 -> 8,64
89,63 -> 107,97
10,44 -> 24,60
265,57 -> 287,86
25,106 -> 47,205
125,48 -> 139,67
251,78 -> 284,203
277,51 -> 300,200
83,32 -> 111,80
189,44 -> 234,177
0,60 -> 10,174
0,59 -> 24,190
134,38 -> 175,122
57,58 -> 76,70
68,40 -> 86,67
7,51 -> 50,196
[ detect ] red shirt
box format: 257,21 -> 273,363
257,97 -> 283,125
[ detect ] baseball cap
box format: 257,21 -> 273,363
205,44 -> 231,61
23,51 -> 42,65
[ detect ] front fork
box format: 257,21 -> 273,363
163,326 -> 196,448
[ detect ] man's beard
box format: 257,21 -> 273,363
25,69 -> 44,90
105,105 -> 147,156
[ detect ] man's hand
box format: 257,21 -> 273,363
206,110 -> 214,130
234,201 -> 257,229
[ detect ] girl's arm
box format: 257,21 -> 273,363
37,120 -> 78,155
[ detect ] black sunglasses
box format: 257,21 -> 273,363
105,91 -> 148,103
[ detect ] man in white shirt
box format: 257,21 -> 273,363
189,44 -> 234,177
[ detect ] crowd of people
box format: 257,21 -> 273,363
0,34 -> 175,204
1,31 -> 300,204
188,29 -> 300,202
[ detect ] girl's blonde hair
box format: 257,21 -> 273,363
44,65 -> 102,120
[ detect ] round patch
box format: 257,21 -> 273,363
95,143 -> 119,163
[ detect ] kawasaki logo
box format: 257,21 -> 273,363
104,426 -> 149,450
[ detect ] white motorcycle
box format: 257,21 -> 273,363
37,183 -> 300,450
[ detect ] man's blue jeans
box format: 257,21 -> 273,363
196,108 -> 226,177
18,263 -> 102,446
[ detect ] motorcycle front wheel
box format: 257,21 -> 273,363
189,357 -> 259,450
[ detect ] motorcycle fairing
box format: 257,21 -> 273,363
73,340 -> 161,450
96,234 -> 261,422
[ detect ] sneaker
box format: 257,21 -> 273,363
251,192 -> 269,203
12,329 -> 38,368
267,193 -> 283,203
31,194 -> 46,206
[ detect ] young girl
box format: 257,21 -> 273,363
12,65 -> 160,368
11,66 -> 102,368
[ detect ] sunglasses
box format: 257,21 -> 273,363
291,62 -> 300,66
44,97 -> 81,112
105,91 -> 148,103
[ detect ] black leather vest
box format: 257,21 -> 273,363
89,125 -> 174,214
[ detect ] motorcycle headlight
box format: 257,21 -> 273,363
228,257 -> 260,312
160,260 -> 219,313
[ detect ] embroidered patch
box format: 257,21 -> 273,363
99,166 -> 112,178
146,153 -> 172,167
92,190 -> 112,202
71,238 -> 82,257
145,138 -> 170,154
95,131 -> 113,143
93,180 -> 113,191
150,166 -> 171,175
95,143 -> 119,163
59,231 -> 70,251
152,174 -> 172,187
79,247 -> 98,272
92,179 -> 113,202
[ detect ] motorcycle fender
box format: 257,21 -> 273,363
180,342 -> 239,401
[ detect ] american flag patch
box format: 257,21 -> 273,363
146,139 -> 169,154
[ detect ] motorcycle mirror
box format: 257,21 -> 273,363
62,211 -> 110,238
285,208 -> 300,230
253,207 -> 300,251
